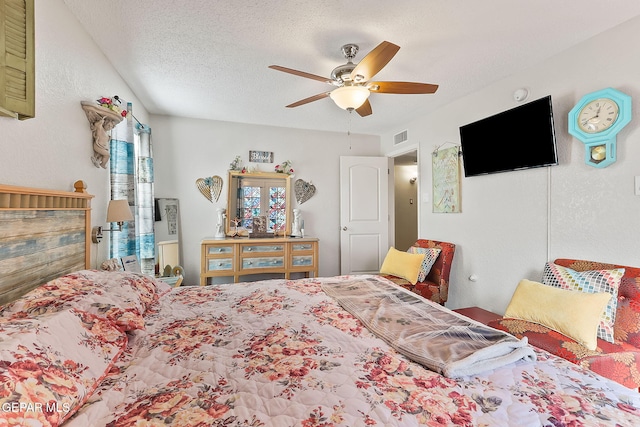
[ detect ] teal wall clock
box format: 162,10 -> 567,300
568,87 -> 632,168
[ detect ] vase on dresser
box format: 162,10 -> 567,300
214,208 -> 226,239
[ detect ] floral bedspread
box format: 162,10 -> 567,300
65,275 -> 640,427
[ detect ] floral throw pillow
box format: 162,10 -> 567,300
0,271 -> 171,331
407,247 -> 441,283
75,270 -> 172,312
542,262 -> 624,343
0,309 -> 127,427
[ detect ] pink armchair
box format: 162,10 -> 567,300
381,239 -> 456,305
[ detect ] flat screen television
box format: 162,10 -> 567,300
459,95 -> 558,177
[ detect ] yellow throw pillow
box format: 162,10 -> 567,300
380,247 -> 426,285
504,279 -> 612,351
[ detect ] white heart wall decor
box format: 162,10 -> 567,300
294,179 -> 316,204
196,175 -> 223,203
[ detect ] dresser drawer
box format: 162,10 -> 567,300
292,243 -> 314,252
242,256 -> 284,270
205,245 -> 234,255
207,258 -> 234,272
292,255 -> 314,267
242,244 -> 284,254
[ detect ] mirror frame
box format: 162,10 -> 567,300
226,171 -> 292,236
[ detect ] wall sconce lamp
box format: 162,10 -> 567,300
91,200 -> 134,243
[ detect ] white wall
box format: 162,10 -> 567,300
0,0 -> 149,266
381,17 -> 640,313
149,115 -> 380,285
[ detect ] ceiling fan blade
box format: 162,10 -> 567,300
349,41 -> 400,82
368,81 -> 439,94
356,99 -> 372,117
285,92 -> 330,108
269,65 -> 333,84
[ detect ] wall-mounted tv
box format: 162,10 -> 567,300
459,95 -> 558,177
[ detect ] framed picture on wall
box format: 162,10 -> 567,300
432,146 -> 461,213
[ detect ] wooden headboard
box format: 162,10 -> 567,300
0,181 -> 93,305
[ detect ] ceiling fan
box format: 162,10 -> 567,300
269,41 -> 438,117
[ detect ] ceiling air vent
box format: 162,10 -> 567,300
394,130 -> 408,145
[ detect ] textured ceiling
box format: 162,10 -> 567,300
63,0 -> 640,136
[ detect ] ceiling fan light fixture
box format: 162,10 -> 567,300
330,86 -> 370,110
270,41 -> 437,117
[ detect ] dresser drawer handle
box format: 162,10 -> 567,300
247,247 -> 253,251
247,261 -> 253,265
218,248 -> 223,252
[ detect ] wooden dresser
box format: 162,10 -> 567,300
200,237 -> 319,285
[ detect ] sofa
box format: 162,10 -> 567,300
489,258 -> 640,389
380,239 -> 456,305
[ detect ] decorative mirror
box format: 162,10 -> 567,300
227,171 -> 291,236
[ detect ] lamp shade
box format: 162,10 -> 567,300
107,200 -> 133,223
329,86 -> 370,110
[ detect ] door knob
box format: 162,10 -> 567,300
342,226 -> 348,231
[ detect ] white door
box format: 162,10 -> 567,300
340,156 -> 389,274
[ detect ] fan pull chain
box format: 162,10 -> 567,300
347,109 -> 353,150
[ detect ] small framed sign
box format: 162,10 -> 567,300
249,151 -> 274,163
249,215 -> 270,238
121,255 -> 141,273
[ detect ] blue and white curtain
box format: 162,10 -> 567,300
109,102 -> 155,275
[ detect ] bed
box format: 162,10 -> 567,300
1,183 -> 640,427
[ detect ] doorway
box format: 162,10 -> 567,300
392,151 -> 418,251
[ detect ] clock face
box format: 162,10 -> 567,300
577,98 -> 619,133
